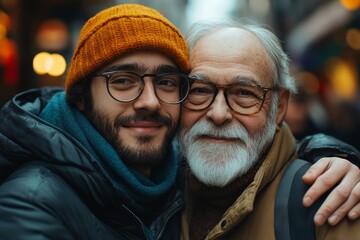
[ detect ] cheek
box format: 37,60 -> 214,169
90,81 -> 110,108
91,85 -> 128,120
180,107 -> 204,130
234,113 -> 268,137
166,105 -> 181,125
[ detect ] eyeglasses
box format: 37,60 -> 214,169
182,79 -> 279,115
95,71 -> 190,104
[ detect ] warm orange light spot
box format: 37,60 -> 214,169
346,28 -> 360,50
33,52 -> 66,76
48,54 -> 66,77
325,58 -> 358,100
33,52 -> 51,75
0,11 -> 11,30
0,11 -> 10,41
36,19 -> 69,50
295,71 -> 320,95
340,0 -> 360,10
0,38 -> 15,59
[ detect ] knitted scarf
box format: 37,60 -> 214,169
39,91 -> 179,217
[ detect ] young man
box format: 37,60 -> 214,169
179,19 -> 360,239
0,4 -> 359,240
0,4 -> 190,239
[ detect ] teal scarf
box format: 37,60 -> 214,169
40,91 -> 179,212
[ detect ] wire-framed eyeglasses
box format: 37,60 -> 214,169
182,79 -> 279,115
95,71 -> 191,104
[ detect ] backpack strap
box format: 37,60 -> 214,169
274,159 -> 327,240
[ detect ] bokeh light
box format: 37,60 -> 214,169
339,0 -> 360,10
33,52 -> 66,76
0,11 -> 10,40
48,54 -> 66,77
325,57 -> 358,100
295,71 -> 320,95
35,19 -> 69,50
346,28 -> 360,50
33,52 -> 51,75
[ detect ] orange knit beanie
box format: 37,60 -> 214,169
65,3 -> 190,93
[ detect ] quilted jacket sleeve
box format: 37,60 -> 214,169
297,133 -> 360,166
0,164 -> 105,240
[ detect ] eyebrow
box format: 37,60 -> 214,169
232,76 -> 259,85
189,73 -> 259,86
103,63 -> 179,74
188,73 -> 209,81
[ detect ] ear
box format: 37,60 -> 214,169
275,89 -> 290,127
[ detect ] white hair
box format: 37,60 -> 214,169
186,18 -> 297,94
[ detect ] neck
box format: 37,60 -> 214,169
137,167 -> 151,177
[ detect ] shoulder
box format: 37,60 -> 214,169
0,163 -> 92,239
0,163 -> 84,218
317,219 -> 360,240
0,163 -> 71,201
275,159 -> 324,240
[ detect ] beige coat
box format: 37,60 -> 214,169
181,124 -> 360,240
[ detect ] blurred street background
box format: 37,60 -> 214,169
0,0 -> 359,149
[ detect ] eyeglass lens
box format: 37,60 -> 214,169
105,72 -> 189,104
183,80 -> 267,114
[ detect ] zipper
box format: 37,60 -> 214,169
154,195 -> 185,240
156,204 -> 183,239
122,204 -> 148,238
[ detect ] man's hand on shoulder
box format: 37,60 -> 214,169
302,157 -> 360,226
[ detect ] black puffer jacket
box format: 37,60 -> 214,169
0,88 -> 184,240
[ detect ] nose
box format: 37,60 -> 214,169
206,91 -> 233,125
133,79 -> 161,112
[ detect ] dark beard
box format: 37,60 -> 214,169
83,98 -> 177,169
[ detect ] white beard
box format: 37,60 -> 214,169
179,119 -> 277,187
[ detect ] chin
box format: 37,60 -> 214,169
187,144 -> 255,187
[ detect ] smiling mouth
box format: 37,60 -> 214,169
124,121 -> 162,128
123,121 -> 163,134
198,135 -> 243,144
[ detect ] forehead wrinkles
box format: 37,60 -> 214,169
189,28 -> 275,85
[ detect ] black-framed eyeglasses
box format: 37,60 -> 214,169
182,79 -> 280,115
95,71 -> 190,104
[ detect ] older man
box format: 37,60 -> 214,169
179,19 -> 360,239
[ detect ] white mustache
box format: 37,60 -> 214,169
184,121 -> 249,141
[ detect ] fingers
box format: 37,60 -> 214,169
302,157 -> 333,185
313,182 -> 352,226
326,182 -> 360,225
308,159 -> 360,226
302,157 -> 347,207
348,202 -> 360,220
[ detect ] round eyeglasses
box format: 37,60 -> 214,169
182,79 -> 279,115
95,71 -> 190,104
